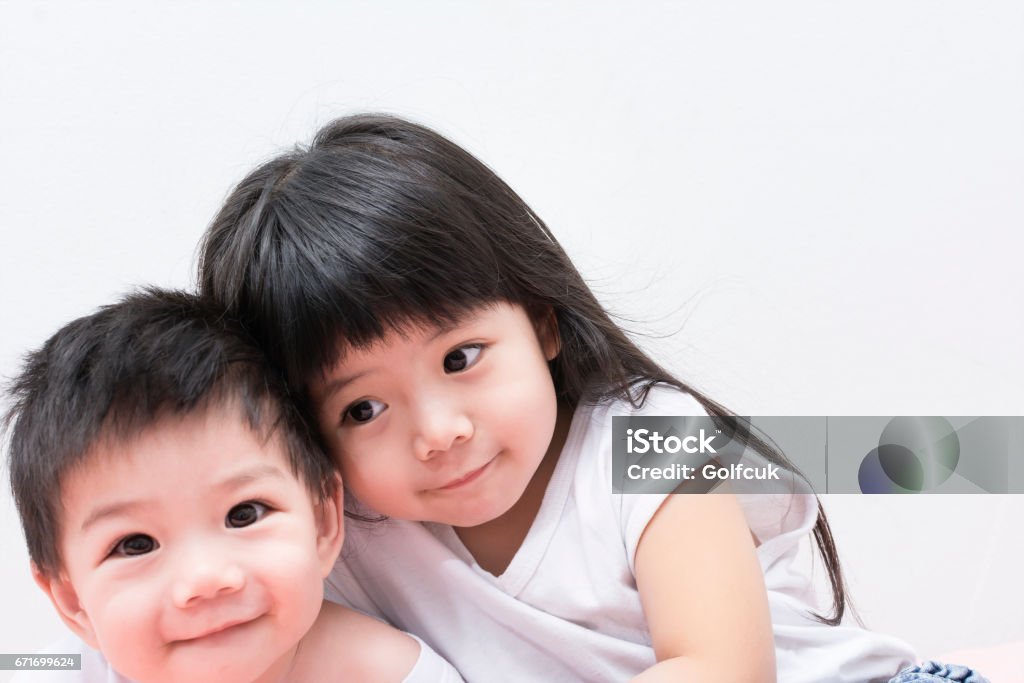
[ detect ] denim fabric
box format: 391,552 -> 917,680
888,660 -> 990,683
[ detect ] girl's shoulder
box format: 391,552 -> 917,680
565,381 -> 708,474
569,381 -> 819,568
559,383 -> 714,570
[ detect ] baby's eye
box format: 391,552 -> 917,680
112,534 -> 158,558
226,501 -> 269,528
443,344 -> 483,373
344,399 -> 387,424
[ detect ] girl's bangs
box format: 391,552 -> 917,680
263,195 -> 525,386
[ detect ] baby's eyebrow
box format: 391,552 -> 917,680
80,500 -> 147,533
213,464 -> 288,491
78,465 -> 287,532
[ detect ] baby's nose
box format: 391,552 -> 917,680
171,551 -> 246,608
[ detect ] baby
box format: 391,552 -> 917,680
4,289 -> 463,683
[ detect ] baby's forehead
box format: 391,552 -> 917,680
59,405 -> 301,526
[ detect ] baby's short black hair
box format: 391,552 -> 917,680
4,288 -> 336,577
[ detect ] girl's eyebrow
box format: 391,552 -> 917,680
419,304 -> 489,343
427,321 -> 461,343
318,369 -> 372,401
317,313 -> 483,401
428,304 -> 494,340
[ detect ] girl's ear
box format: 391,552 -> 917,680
33,563 -> 99,649
314,474 -> 346,578
533,307 -> 562,361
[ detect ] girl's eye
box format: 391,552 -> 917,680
112,534 -> 157,558
344,399 -> 387,424
226,501 -> 269,528
443,344 -> 483,373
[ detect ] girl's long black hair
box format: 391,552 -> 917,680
199,113 -> 848,625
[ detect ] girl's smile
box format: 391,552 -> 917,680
432,455 -> 499,491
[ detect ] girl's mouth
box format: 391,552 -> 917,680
435,457 -> 496,490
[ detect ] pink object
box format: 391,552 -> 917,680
938,640 -> 1024,683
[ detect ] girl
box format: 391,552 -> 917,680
198,115 -> 986,683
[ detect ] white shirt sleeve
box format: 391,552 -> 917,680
401,635 -> 465,683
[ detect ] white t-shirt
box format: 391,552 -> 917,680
11,632 -> 462,683
325,386 -> 918,683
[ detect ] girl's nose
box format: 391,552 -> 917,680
171,549 -> 246,608
412,401 -> 474,461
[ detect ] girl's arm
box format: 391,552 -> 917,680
632,491 -> 776,683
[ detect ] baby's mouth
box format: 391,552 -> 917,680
175,614 -> 261,644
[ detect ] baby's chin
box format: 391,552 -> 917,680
144,639 -> 299,683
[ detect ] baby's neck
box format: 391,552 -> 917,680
455,400 -> 574,576
247,641 -> 301,683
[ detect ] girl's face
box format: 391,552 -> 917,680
310,302 -> 561,528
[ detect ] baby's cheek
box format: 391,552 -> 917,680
264,534 -> 322,576
265,532 -> 330,588
261,539 -> 326,639
91,588 -> 166,680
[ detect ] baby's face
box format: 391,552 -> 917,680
47,404 -> 341,683
310,301 -> 561,528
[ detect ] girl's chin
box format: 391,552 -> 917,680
433,495 -> 520,530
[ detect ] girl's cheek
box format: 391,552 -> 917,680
335,453 -> 367,484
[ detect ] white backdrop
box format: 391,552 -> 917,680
1,2 -> 1022,678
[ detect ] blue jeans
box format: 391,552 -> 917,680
888,660 -> 990,683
